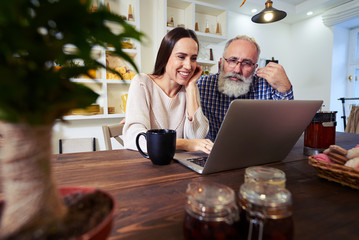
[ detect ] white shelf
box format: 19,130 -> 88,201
198,59 -> 216,65
66,0 -> 140,121
104,79 -> 132,84
63,113 -> 125,121
196,31 -> 227,43
164,0 -> 225,76
165,0 -> 227,43
71,78 -> 102,83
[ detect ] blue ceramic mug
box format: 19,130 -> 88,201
136,129 -> 176,165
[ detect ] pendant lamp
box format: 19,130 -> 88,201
251,0 -> 287,23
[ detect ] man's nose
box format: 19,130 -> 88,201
233,62 -> 243,74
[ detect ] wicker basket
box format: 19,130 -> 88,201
308,156 -> 359,190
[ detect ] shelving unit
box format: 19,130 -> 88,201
63,0 -> 140,121
165,0 -> 227,74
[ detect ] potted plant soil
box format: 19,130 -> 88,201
0,0 -> 143,239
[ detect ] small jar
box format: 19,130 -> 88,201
183,182 -> 239,240
245,166 -> 286,188
304,111 -> 337,155
238,182 -> 294,240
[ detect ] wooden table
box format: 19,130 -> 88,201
21,133 -> 359,239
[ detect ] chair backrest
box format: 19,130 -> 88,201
0,134 -> 3,150
102,123 -> 124,150
59,137 -> 96,154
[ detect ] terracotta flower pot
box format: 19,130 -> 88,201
59,186 -> 116,240
0,186 -> 115,240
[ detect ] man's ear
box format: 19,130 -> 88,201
218,58 -> 223,71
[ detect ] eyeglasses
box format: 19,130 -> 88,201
223,57 -> 256,69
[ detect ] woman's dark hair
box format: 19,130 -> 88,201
152,27 -> 199,76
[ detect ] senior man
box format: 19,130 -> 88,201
197,35 -> 293,141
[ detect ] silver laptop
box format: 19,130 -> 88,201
174,99 -> 323,174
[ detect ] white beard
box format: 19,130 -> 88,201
217,69 -> 253,98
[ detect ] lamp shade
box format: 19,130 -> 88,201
251,0 -> 287,23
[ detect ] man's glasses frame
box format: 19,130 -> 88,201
223,57 -> 256,69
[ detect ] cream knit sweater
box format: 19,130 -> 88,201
123,73 -> 209,152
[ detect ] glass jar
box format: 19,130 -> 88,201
183,182 -> 240,240
304,111 -> 337,155
238,182 -> 294,240
245,166 -> 286,188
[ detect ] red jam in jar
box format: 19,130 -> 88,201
238,183 -> 294,240
183,182 -> 240,240
304,111 -> 337,155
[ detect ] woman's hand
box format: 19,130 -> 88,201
177,138 -> 213,154
185,65 -> 202,91
185,65 -> 202,119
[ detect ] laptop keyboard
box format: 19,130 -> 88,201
188,157 -> 208,167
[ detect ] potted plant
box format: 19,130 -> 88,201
0,0 -> 143,239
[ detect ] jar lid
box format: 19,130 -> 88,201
245,166 -> 286,188
186,182 -> 235,208
185,182 -> 238,222
312,111 -> 337,122
239,182 -> 292,207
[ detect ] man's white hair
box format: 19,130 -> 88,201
223,35 -> 261,60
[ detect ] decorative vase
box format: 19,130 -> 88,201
0,186 -> 115,240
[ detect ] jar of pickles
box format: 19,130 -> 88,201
238,182 -> 294,240
183,182 -> 240,240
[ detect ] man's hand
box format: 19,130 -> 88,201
256,62 -> 291,93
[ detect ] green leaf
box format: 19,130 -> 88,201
0,0 -> 144,126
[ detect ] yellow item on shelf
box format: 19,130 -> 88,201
120,94 -> 128,113
130,72 -> 136,79
107,66 -> 136,80
53,66 -> 61,72
128,4 -> 134,22
71,104 -> 100,115
116,66 -> 127,74
84,69 -> 97,79
120,41 -> 133,49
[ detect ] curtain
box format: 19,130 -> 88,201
345,105 -> 359,133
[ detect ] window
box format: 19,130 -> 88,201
347,27 -> 359,98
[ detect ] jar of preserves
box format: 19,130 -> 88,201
304,111 -> 337,155
183,182 -> 240,240
238,182 -> 294,240
244,166 -> 286,188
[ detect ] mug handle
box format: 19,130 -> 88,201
136,132 -> 149,159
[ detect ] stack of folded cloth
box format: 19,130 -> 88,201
314,145 -> 359,169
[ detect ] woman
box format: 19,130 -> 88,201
123,27 -> 213,154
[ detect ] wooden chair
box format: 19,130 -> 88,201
59,137 -> 96,154
0,134 -> 3,149
102,123 -> 124,150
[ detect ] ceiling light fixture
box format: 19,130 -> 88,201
251,0 -> 287,24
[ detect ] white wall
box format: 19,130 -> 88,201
331,26 -> 350,132
289,16 -> 333,107
225,11 -> 292,71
